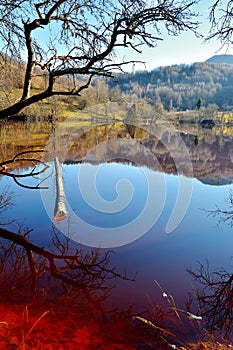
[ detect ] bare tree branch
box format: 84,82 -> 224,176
207,0 -> 233,49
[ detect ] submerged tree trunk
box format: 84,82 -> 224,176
54,156 -> 67,222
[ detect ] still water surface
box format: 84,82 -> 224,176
1,119 -> 233,347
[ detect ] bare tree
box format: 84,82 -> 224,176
0,0 -> 199,119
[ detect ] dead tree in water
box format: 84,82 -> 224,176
53,156 -> 67,221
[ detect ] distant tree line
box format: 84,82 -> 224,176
3,55 -> 233,116
109,62 -> 233,111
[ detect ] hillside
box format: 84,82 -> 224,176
110,61 -> 233,111
0,54 -> 122,119
206,54 -> 233,66
2,52 -> 233,116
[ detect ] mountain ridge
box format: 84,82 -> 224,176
205,54 -> 233,66
110,60 -> 233,111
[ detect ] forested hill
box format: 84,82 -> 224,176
110,62 -> 233,111
206,54 -> 233,65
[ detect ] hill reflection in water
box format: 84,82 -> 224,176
1,119 -> 233,183
61,125 -> 233,186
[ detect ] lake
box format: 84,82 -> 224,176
1,116 -> 233,348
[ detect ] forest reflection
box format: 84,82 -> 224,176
1,120 -> 233,182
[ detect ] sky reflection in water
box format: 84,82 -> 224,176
1,159 -> 233,310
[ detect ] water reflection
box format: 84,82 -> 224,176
184,189 -> 233,340
206,189 -> 233,227
1,119 -> 233,347
1,120 -> 233,183
0,196 -> 142,348
0,150 -> 49,189
187,190 -> 233,337
187,260 -> 233,339
0,225 -> 133,304
0,186 -> 14,225
0,187 -> 132,303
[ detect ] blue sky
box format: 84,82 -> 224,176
116,0 -> 232,71
31,0 -> 231,72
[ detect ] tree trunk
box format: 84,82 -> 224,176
21,22 -> 36,101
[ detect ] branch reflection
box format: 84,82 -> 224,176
0,225 -> 141,349
0,226 -> 133,306
187,190 -> 233,338
206,189 -> 233,227
0,150 -> 50,189
187,261 -> 233,338
0,186 -> 14,225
